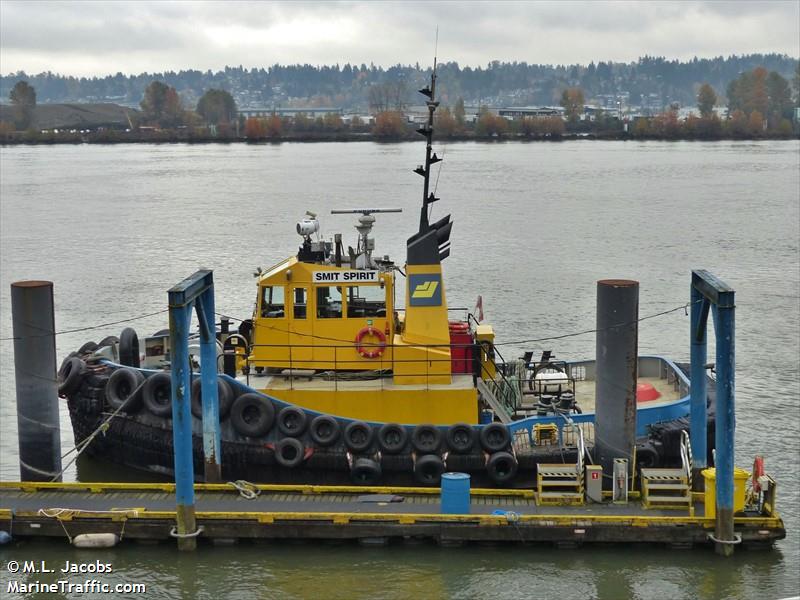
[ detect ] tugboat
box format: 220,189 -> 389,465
58,68 -> 712,487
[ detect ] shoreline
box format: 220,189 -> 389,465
2,130 -> 798,146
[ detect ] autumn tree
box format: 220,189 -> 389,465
560,87 -> 585,123
264,115 -> 283,138
140,81 -> 184,128
748,110 -> 765,136
453,97 -> 466,128
244,117 -> 265,139
632,118 -> 651,138
368,81 -> 408,113
475,106 -> 508,138
196,89 -> 237,125
372,111 -> 407,138
9,80 -> 36,129
727,67 -> 769,115
349,115 -> 364,130
322,112 -> 344,132
696,83 -> 717,118
435,106 -> 457,137
727,109 -> 748,138
543,116 -> 565,137
519,117 -> 540,137
766,71 -> 792,127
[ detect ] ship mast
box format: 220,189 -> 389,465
415,59 -> 442,234
408,53 -> 452,265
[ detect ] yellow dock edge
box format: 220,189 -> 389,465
0,481 -> 534,498
0,507 -> 783,528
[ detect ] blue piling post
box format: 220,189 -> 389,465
689,282 -> 709,476
196,287 -> 222,483
713,288 -> 735,556
167,269 -> 219,550
691,269 -> 736,556
168,299 -> 196,551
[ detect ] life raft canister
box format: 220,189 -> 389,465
448,320 -> 470,333
355,326 -> 386,358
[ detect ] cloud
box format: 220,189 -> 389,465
1,0 -> 797,77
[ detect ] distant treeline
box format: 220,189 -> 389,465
1,54 -> 797,110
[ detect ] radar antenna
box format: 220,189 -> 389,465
331,208 -> 402,269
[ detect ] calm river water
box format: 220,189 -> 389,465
0,140 -> 798,599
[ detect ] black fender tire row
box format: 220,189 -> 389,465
58,355 -> 85,397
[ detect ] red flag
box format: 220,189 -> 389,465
474,295 -> 484,323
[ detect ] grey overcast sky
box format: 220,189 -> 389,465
1,1 -> 798,77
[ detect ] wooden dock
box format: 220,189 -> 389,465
0,482 -> 785,549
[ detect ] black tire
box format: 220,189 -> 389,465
480,423 -> 511,453
78,341 -> 98,354
414,454 -> 445,486
486,451 -> 518,485
636,444 -> 661,470
230,393 -> 275,437
106,367 -> 144,412
58,356 -> 85,396
274,438 -> 305,468
190,378 -> 233,420
97,335 -> 119,348
446,423 -> 476,454
119,327 -> 140,368
142,372 -> 173,417
377,423 -> 408,454
344,421 -> 374,453
350,457 -> 382,485
277,406 -> 308,437
411,424 -> 442,454
309,415 -> 340,447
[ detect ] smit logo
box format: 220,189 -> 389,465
408,274 -> 442,306
412,280 -> 439,299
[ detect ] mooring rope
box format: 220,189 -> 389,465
53,378 -> 148,481
228,480 -> 261,499
36,508 -> 138,544
169,526 -> 204,538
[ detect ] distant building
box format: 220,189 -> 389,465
498,106 -> 564,119
238,107 -> 343,119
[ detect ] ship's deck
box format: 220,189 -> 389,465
0,482 -> 784,549
518,375 -> 683,416
242,372 -> 477,391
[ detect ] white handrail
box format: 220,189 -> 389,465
680,430 -> 693,487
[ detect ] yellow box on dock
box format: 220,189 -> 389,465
701,467 -> 750,518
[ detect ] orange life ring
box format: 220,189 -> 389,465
355,326 -> 386,359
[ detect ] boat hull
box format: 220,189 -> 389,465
63,356 -> 715,487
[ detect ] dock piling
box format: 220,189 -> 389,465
11,281 -> 63,482
167,269 -> 220,550
689,284 -> 710,482
691,270 -> 736,556
594,279 -> 639,487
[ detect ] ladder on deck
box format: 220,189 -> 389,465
476,379 -> 513,424
641,431 -> 694,514
536,423 -> 585,506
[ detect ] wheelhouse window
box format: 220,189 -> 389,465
316,286 -> 343,318
347,285 -> 387,318
293,287 -> 308,319
260,285 -> 285,318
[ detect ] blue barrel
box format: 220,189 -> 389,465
479,410 -> 493,425
441,472 -> 471,514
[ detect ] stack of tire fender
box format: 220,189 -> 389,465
62,326 -> 519,487
100,367 -> 519,487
